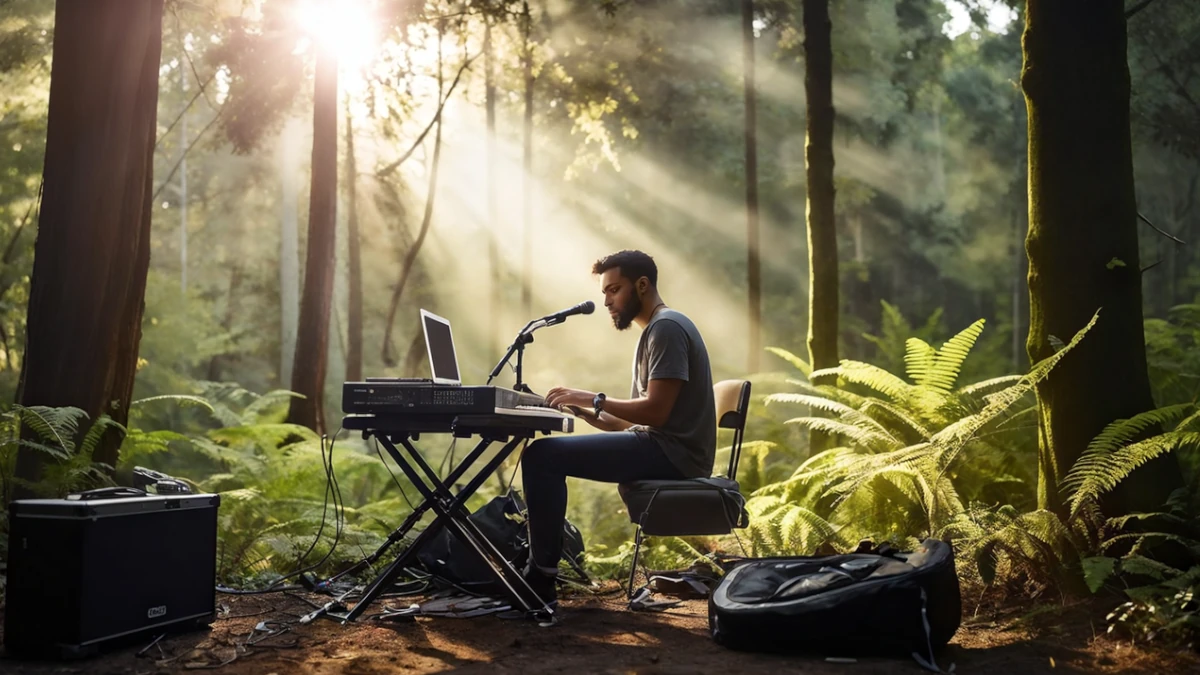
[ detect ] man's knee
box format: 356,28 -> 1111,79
522,437 -> 560,472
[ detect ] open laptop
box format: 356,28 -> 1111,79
420,309 -> 462,386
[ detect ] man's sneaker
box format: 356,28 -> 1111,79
524,568 -> 558,609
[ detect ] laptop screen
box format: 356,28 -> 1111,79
420,309 -> 461,385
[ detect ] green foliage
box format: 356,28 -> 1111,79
1107,582 -> 1200,648
743,313 -> 1100,594
1065,405 -> 1200,518
1144,304 -> 1200,407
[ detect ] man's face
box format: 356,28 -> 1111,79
600,267 -> 643,331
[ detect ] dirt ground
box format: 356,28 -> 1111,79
1,587 -> 1197,674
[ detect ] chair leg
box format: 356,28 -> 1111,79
626,524 -> 645,602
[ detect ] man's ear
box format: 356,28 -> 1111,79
638,277 -> 648,295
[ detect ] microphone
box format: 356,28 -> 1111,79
542,300 -> 595,324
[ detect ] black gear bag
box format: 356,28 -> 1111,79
708,539 -> 960,670
416,491 -> 586,595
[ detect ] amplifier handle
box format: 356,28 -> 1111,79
66,486 -> 150,501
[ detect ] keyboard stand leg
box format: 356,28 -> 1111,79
344,434 -> 553,622
321,431 -> 484,586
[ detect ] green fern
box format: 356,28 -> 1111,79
908,319 -> 986,395
1067,431 -> 1200,517
765,347 -> 812,378
810,360 -> 913,402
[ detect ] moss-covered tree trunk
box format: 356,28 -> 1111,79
286,48 -> 338,434
804,0 -> 837,449
15,0 -> 163,486
1022,0 -> 1180,516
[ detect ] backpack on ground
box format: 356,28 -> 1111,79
707,538 -> 960,671
416,491 -> 586,596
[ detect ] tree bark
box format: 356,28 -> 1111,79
206,265 -> 242,381
345,101 -> 363,382
1022,0 -> 1180,516
742,0 -> 761,374
804,0 -> 837,377
286,47 -> 338,434
15,0 -> 163,483
279,118 -> 301,387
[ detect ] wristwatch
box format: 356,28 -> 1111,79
592,392 -> 606,417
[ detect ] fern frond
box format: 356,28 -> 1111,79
765,347 -> 812,378
1067,432 -> 1200,517
784,417 -> 899,452
241,390 -> 303,425
1070,429 -> 1200,514
17,405 -> 88,455
904,338 -> 938,386
78,415 -> 126,458
810,360 -> 912,402
860,399 -> 933,440
131,394 -> 216,413
782,381 -> 870,409
763,393 -> 852,415
956,375 -> 1023,399
1075,403 -> 1194,470
1027,311 -> 1100,380
923,319 -> 986,394
770,393 -> 899,442
208,424 -> 318,451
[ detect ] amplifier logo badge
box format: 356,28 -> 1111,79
147,605 -> 167,619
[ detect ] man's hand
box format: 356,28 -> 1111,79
545,387 -> 596,412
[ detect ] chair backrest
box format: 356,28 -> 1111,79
713,379 -> 752,479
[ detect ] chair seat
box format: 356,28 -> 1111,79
618,477 -> 749,536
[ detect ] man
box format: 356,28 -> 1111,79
521,249 -> 716,606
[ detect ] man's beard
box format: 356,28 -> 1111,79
612,294 -> 643,331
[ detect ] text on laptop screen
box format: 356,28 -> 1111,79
422,312 -> 460,383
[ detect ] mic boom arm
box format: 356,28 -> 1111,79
485,302 -> 594,389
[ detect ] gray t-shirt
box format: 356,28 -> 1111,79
629,309 -> 716,478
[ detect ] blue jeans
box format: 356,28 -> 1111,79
522,431 -> 684,573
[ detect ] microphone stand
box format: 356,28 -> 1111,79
487,317 -> 560,392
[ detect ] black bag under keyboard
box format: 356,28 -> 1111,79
416,492 -> 585,595
708,538 -> 960,667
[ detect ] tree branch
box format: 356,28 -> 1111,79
153,71 -> 217,151
375,52 -> 477,179
1125,0 -> 1162,20
1138,211 -> 1186,245
382,27 -> 448,367
152,107 -> 225,203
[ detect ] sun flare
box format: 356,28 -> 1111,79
294,0 -> 378,72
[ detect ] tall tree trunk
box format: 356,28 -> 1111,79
286,47 -> 338,434
15,0 -> 163,484
803,0 -> 837,414
486,16 -> 501,358
742,0 -> 761,374
206,265 -> 242,381
1022,0 -> 1179,516
521,0 -> 534,318
345,100 -> 363,382
279,118 -> 301,388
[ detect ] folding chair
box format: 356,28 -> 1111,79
617,379 -> 752,607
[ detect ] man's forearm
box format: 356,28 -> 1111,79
596,411 -> 633,431
599,397 -> 668,427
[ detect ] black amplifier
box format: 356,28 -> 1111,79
342,381 -> 544,415
4,491 -> 220,658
